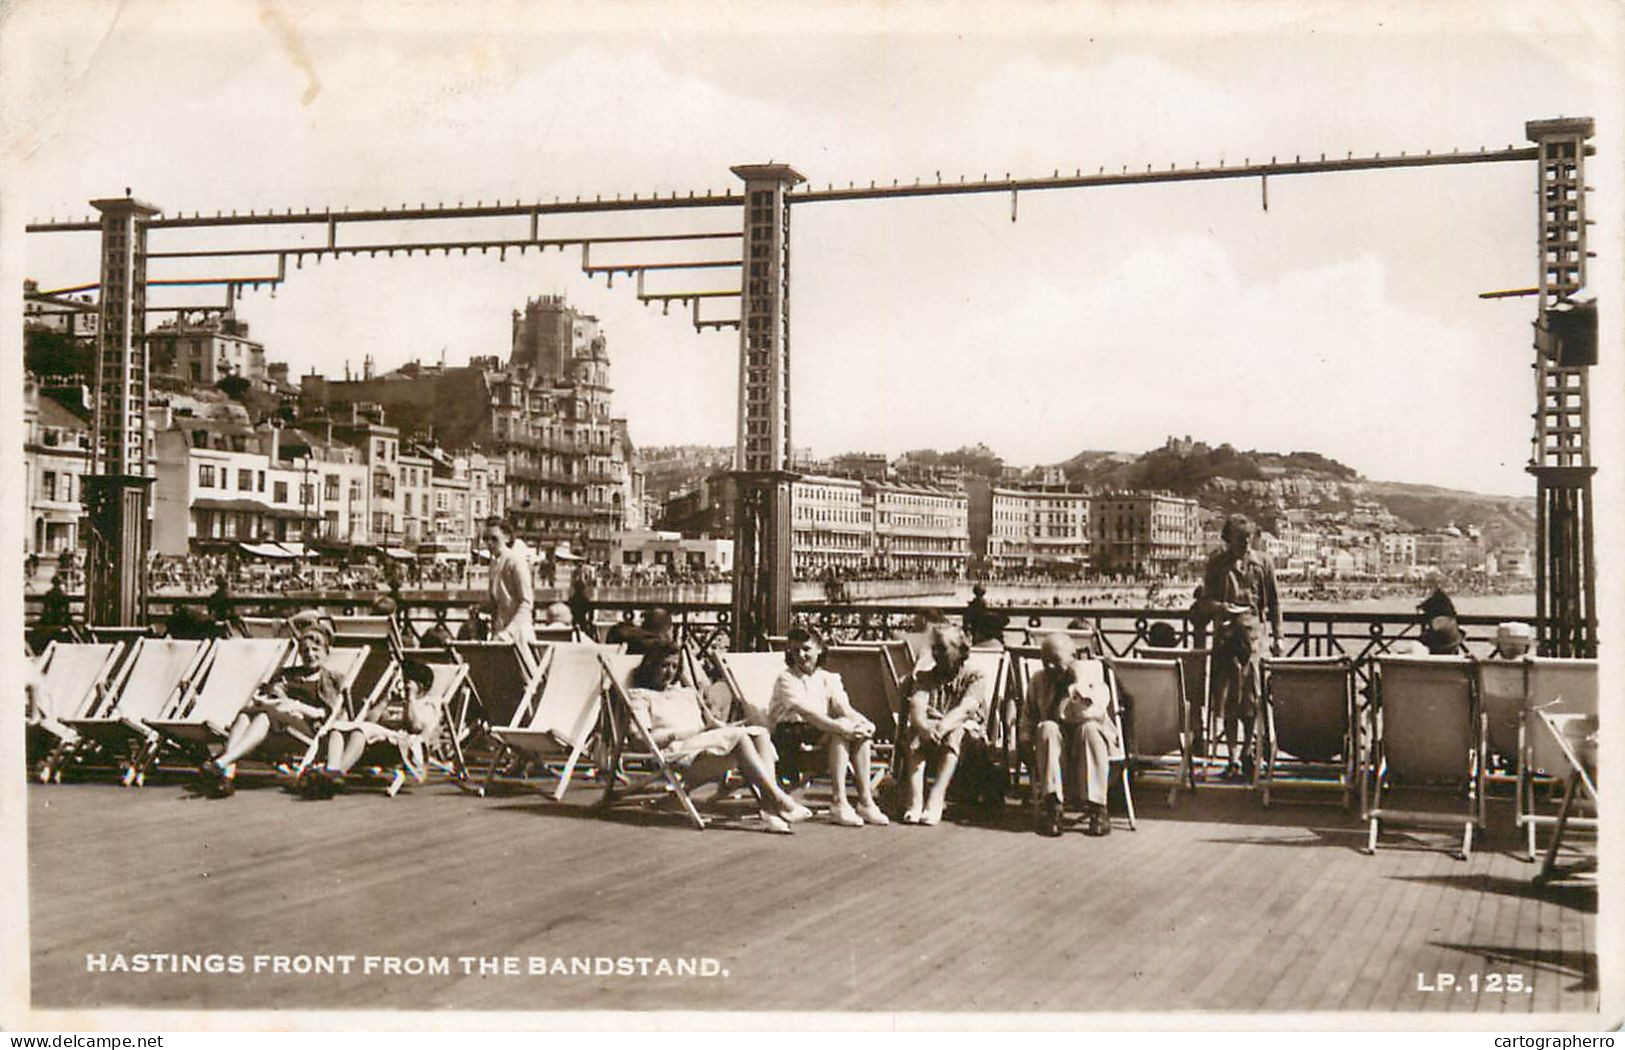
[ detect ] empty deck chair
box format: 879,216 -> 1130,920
1519,657 -> 1598,859
62,637 -> 212,785
236,615 -> 293,639
1256,656 -> 1359,808
820,645 -> 901,789
146,638 -> 293,758
1475,658 -> 1528,773
1108,656 -> 1193,807
488,643 -> 618,801
452,640 -> 547,792
719,651 -> 791,728
1531,711 -> 1597,885
1140,645 -> 1213,773
1366,655 -> 1483,859
28,641 -> 126,782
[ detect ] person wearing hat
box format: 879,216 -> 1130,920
1423,614 -> 1468,656
198,622 -> 342,797
1492,621 -> 1535,659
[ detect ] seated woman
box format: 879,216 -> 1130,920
303,659 -> 441,796
199,622 -> 342,797
624,641 -> 810,833
900,623 -> 992,825
768,627 -> 889,828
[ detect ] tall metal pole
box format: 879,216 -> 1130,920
1525,118 -> 1596,657
83,194 -> 159,627
728,164 -> 804,649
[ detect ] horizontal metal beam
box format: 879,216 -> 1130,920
144,230 -> 740,260
788,146 -> 1546,205
27,142 -> 1569,235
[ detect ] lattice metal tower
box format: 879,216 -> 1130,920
729,164 -> 804,647
83,194 -> 159,627
1526,118 -> 1596,657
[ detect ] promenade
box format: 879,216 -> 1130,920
27,776 -> 1597,1016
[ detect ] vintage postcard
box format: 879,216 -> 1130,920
2,0 -> 1620,1034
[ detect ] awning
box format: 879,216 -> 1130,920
553,547 -> 583,561
278,542 -> 310,558
383,547 -> 416,561
239,541 -> 295,559
195,497 -> 274,514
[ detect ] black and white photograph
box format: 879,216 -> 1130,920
2,0 -> 1620,1032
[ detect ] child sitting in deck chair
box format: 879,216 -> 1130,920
626,642 -> 812,833
302,659 -> 442,797
198,622 -> 342,798
768,627 -> 889,828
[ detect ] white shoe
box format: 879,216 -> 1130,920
857,801 -> 891,826
785,803 -> 815,823
831,804 -> 864,827
920,804 -> 944,826
761,812 -> 794,834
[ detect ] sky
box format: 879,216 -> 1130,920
5,0 -> 1622,496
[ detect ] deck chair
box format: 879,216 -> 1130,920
1476,658 -> 1528,774
1028,626 -> 1100,657
452,640 -> 547,792
719,651 -> 790,728
820,645 -> 901,791
61,638 -> 212,785
1531,711 -> 1597,885
1256,656 -> 1359,809
1519,657 -> 1598,860
536,624 -> 576,644
596,652 -> 711,830
28,641 -> 127,782
236,615 -> 293,639
1140,645 -> 1213,774
146,638 -> 293,758
899,631 -> 931,663
87,625 -> 155,645
1108,656 -> 1194,807
1366,656 -> 1484,859
488,642 -> 618,801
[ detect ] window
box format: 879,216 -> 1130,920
41,471 -> 56,500
622,551 -> 642,565
403,493 -> 413,514
274,481 -> 289,503
349,481 -> 361,503
324,475 -> 339,501
300,484 -> 314,506
237,468 -> 252,491
198,464 -> 215,488
258,471 -> 266,492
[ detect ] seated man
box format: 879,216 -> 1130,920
1020,632 -> 1120,837
899,623 -> 992,826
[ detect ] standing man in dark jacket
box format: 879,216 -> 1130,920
1198,515 -> 1282,780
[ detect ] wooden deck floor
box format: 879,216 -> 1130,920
26,774 -> 1599,1017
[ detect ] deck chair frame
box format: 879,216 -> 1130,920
145,638 -> 294,761
1014,655 -> 1137,830
1516,657 -> 1598,861
489,642 -> 620,802
595,652 -> 708,830
1365,656 -> 1484,860
62,637 -> 213,785
1107,656 -> 1194,808
1255,656 -> 1360,809
29,641 -> 127,782
1531,711 -> 1597,885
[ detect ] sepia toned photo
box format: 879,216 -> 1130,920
2,0 -> 1619,1031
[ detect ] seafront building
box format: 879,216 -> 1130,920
1088,491 -> 1203,577
966,479 -> 1091,576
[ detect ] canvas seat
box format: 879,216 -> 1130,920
62,637 -> 212,785
28,641 -> 127,782
1531,711 -> 1597,885
1255,656 -> 1359,808
1518,657 -> 1598,860
146,638 -> 294,759
1107,655 -> 1193,809
1365,656 -> 1484,859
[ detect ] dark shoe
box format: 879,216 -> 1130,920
1037,795 -> 1063,837
1086,803 -> 1111,837
1240,753 -> 1256,781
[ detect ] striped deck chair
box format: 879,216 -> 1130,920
596,652 -> 713,830
489,642 -> 618,801
1256,656 -> 1359,809
62,637 -> 212,785
820,645 -> 901,790
28,641 -> 127,782
1140,645 -> 1213,774
1531,711 -> 1597,885
1108,656 -> 1194,807
1366,656 -> 1484,859
146,638 -> 294,758
1519,657 -> 1598,860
